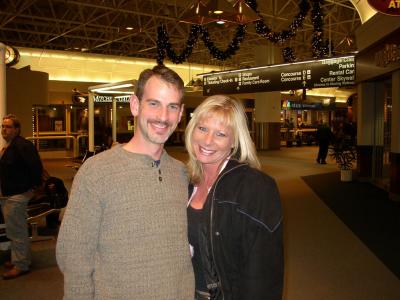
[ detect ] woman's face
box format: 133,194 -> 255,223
191,114 -> 234,167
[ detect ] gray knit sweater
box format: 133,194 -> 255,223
56,145 -> 194,299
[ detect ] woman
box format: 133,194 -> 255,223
185,95 -> 283,300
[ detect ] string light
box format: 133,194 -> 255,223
156,0 -> 331,65
311,0 -> 330,58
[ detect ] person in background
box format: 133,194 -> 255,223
56,65 -> 194,299
0,114 -> 43,279
185,95 -> 284,300
315,119 -> 334,164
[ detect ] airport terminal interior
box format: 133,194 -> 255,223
0,0 -> 399,299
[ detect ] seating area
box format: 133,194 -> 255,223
0,176 -> 68,249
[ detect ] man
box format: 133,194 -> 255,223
56,65 -> 194,299
0,114 -> 43,279
315,120 -> 333,164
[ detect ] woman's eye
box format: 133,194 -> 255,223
216,132 -> 226,137
198,126 -> 207,132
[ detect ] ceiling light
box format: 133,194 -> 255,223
92,83 -> 134,93
232,0 -> 261,24
181,0 -> 237,25
93,91 -> 134,94
180,0 -> 217,25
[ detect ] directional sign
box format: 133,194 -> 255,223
203,56 -> 355,96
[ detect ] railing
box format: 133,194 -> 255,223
27,135 -> 88,158
280,128 -> 317,146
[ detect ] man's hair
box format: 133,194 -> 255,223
135,65 -> 184,101
3,114 -> 21,136
185,95 -> 261,184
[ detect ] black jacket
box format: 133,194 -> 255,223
191,159 -> 284,300
0,136 -> 43,196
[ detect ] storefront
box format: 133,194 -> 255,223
355,15 -> 400,199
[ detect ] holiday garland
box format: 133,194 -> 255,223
282,47 -> 296,63
200,25 -> 246,61
311,0 -> 330,58
156,0 -> 330,65
254,0 -> 310,44
156,24 -> 201,65
157,24 -> 246,64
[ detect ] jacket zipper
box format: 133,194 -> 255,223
209,163 -> 245,300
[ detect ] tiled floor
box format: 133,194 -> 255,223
0,145 -> 399,299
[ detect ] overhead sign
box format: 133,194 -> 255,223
94,95 -> 131,103
203,56 -> 355,96
282,100 -> 335,111
367,0 -> 400,16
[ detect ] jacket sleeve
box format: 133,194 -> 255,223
238,173 -> 284,300
56,162 -> 102,299
19,139 -> 43,188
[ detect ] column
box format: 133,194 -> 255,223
88,92 -> 94,152
112,97 -> 117,143
254,45 -> 282,150
255,92 -> 281,149
0,43 -> 6,149
356,81 -> 385,179
390,70 -> 400,201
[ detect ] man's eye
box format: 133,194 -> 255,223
169,104 -> 180,111
148,101 -> 157,106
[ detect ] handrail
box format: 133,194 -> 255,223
26,135 -> 78,158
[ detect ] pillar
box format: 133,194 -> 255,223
112,97 -> 117,143
356,81 -> 385,179
88,92 -> 94,152
0,43 -> 6,149
255,91 -> 281,149
254,45 -> 282,150
390,70 -> 400,201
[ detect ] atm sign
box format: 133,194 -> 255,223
367,0 -> 400,16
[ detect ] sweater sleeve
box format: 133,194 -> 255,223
56,162 -> 102,299
238,173 -> 284,300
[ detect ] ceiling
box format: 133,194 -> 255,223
0,0 -> 361,69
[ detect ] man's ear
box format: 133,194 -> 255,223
129,95 -> 140,117
178,103 -> 184,123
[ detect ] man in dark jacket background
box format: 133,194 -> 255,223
315,120 -> 334,164
0,114 -> 43,279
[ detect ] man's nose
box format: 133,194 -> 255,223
158,106 -> 168,121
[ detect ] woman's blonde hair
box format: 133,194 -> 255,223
185,95 -> 261,184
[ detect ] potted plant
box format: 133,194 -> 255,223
329,137 -> 357,182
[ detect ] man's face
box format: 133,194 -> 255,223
133,76 -> 183,145
1,119 -> 18,142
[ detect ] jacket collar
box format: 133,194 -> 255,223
217,159 -> 246,180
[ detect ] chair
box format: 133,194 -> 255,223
27,204 -> 61,242
65,149 -> 96,171
27,176 -> 69,242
